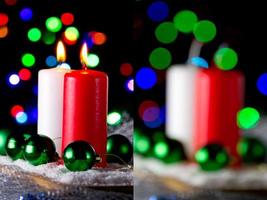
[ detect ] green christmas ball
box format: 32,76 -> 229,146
195,143 -> 229,171
0,129 -> 11,155
5,133 -> 25,160
237,137 -> 266,164
63,141 -> 97,171
134,130 -> 153,157
152,132 -> 187,163
107,134 -> 133,163
23,135 -> 56,166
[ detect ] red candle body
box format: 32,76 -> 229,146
62,70 -> 108,167
193,67 -> 244,163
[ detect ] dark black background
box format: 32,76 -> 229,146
134,0 -> 267,130
0,0 -> 133,133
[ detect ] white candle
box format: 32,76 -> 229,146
38,41 -> 70,155
166,65 -> 197,156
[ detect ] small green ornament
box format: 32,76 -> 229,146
23,135 -> 56,166
195,143 -> 229,171
0,129 -> 11,155
152,132 -> 186,163
63,141 -> 98,171
5,133 -> 25,160
237,137 -> 266,164
107,134 -> 133,163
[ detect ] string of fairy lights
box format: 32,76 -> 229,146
0,0 -> 133,127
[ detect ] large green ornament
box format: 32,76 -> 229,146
152,132 -> 186,163
63,141 -> 98,171
237,136 -> 266,164
0,129 -> 11,155
5,133 -> 25,160
23,135 -> 56,166
195,143 -> 229,171
107,134 -> 133,163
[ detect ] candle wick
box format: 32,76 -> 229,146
81,61 -> 87,70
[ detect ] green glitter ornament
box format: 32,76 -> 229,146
107,134 -> 133,163
63,141 -> 100,171
195,144 -> 229,171
0,129 -> 11,155
237,137 -> 266,164
23,135 -> 56,166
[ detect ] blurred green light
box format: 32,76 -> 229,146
193,20 -> 216,43
42,32 -> 56,45
87,54 -> 99,68
173,10 -> 198,33
154,142 -> 169,158
149,47 -> 172,70
45,17 -> 62,32
155,22 -> 178,44
107,112 -> 122,126
214,47 -> 238,70
65,27 -> 79,41
136,136 -> 150,154
21,53 -> 35,67
237,107 -> 260,129
27,27 -> 41,42
195,148 -> 208,163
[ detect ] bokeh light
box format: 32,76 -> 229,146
45,17 -> 62,32
125,78 -> 134,92
136,67 -> 157,90
155,22 -> 178,44
147,1 -> 169,22
92,32 -> 107,45
138,100 -> 158,119
18,68 -> 32,81
64,26 -> 79,44
149,47 -> 172,70
19,7 -> 33,21
10,105 -> 24,117
120,63 -> 133,76
190,57 -> 209,68
4,0 -> 17,6
193,20 -> 216,43
0,26 -> 9,38
87,53 -> 99,68
61,12 -> 74,25
0,13 -> 9,26
237,107 -> 260,129
27,27 -> 41,42
107,111 -> 122,126
16,112 -> 28,124
173,10 -> 198,33
8,74 -> 20,85
257,73 -> 267,95
214,47 -> 238,70
42,32 -> 56,45
45,55 -> 57,67
21,53 -> 35,67
59,63 -> 71,69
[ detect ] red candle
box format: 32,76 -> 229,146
193,66 -> 244,164
62,44 -> 108,167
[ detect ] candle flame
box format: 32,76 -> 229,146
80,42 -> 89,68
57,41 -> 66,63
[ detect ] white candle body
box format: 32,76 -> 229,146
38,67 -> 70,155
166,65 -> 196,156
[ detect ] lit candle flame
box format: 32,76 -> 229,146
57,41 -> 66,63
80,42 -> 89,69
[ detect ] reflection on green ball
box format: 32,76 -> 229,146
5,134 -> 25,160
63,141 -> 97,171
195,143 -> 229,171
0,129 -> 11,155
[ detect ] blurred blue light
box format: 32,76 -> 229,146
147,1 -> 169,22
33,85 -> 38,96
19,7 -> 33,21
45,55 -> 57,67
27,107 -> 37,124
257,73 -> 267,95
190,57 -> 209,68
16,112 -> 28,124
144,117 -> 163,128
136,67 -> 157,90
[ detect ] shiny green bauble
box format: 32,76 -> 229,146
237,136 -> 266,164
107,134 -> 133,163
63,141 -> 97,171
195,143 -> 229,171
0,129 -> 11,155
152,132 -> 187,163
23,135 -> 56,166
5,133 -> 25,160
